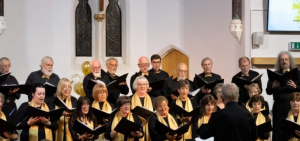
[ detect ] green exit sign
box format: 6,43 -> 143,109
290,42 -> 300,50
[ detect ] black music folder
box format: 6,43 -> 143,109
281,118 -> 300,138
172,103 -> 200,117
92,108 -> 118,124
72,120 -> 109,136
0,118 -> 17,139
0,72 -> 10,84
149,79 -> 165,91
44,82 -> 57,96
257,121 -> 272,135
232,74 -> 263,88
155,120 -> 192,136
0,84 -> 32,95
131,106 -> 155,121
25,106 -> 64,121
267,68 -> 299,86
114,118 -> 142,137
54,97 -> 76,112
194,75 -> 224,90
87,73 -> 128,91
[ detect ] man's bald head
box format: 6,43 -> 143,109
90,59 -> 101,76
138,56 -> 150,73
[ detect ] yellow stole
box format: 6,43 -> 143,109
28,101 -> 52,141
246,100 -> 265,112
111,112 -> 138,141
0,111 -> 9,141
197,115 -> 208,128
175,97 -> 193,140
287,109 -> 300,141
156,112 -> 182,141
253,112 -> 267,141
55,96 -> 73,141
92,100 -> 112,141
77,117 -> 94,141
131,93 -> 153,141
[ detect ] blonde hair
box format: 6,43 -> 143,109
247,83 -> 261,94
92,83 -> 108,101
55,78 -> 72,99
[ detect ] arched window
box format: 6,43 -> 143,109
106,0 -> 122,57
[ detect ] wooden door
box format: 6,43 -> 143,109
162,49 -> 189,79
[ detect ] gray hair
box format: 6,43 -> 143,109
106,57 -> 118,65
40,56 -> 53,67
275,51 -> 297,71
132,76 -> 149,91
201,57 -> 213,66
214,83 -> 224,95
0,57 -> 10,66
221,83 -> 239,101
0,92 -> 4,104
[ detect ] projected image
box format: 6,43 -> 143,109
268,0 -> 300,31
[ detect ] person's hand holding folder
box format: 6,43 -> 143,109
166,132 -> 181,140
201,86 -> 211,94
286,80 -> 297,89
8,87 -> 20,95
272,80 -> 280,88
3,131 -> 18,140
27,117 -> 40,126
179,114 -> 191,123
62,111 -> 72,116
110,130 -> 118,139
79,133 -> 94,140
131,131 -> 143,138
40,117 -> 51,126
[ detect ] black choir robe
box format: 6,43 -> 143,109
15,102 -> 58,141
231,70 -> 262,104
106,71 -> 129,106
169,98 -> 198,139
25,70 -> 60,110
129,71 -> 157,96
149,68 -> 170,97
164,78 -> 196,102
83,71 -> 110,102
193,72 -> 221,103
104,113 -> 144,141
266,69 -> 300,141
0,72 -> 19,125
148,113 -> 182,141
199,102 -> 258,141
68,116 -> 98,141
253,113 -> 270,140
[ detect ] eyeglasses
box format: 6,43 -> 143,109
177,69 -> 187,73
122,103 -> 130,107
152,61 -> 161,64
157,105 -> 167,110
1,65 -> 11,68
137,83 -> 147,87
82,104 -> 90,108
109,64 -> 118,67
62,86 -> 72,90
98,92 -> 107,95
138,63 -> 150,67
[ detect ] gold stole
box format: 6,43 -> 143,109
156,112 -> 182,141
92,100 -> 112,141
176,97 -> 193,140
28,101 -> 52,141
55,97 -> 73,141
131,93 -> 153,141
287,109 -> 300,141
254,112 -> 267,141
111,112 -> 137,141
246,100 -> 265,112
0,111 -> 9,141
197,116 -> 208,128
77,117 -> 94,141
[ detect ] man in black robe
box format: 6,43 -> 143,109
194,57 -> 221,103
0,57 -> 19,125
105,57 -> 129,106
231,56 -> 262,105
25,56 -> 60,109
83,59 -> 110,102
164,63 -> 196,102
199,83 -> 258,141
266,51 -> 300,141
130,56 -> 157,95
148,54 -> 169,97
